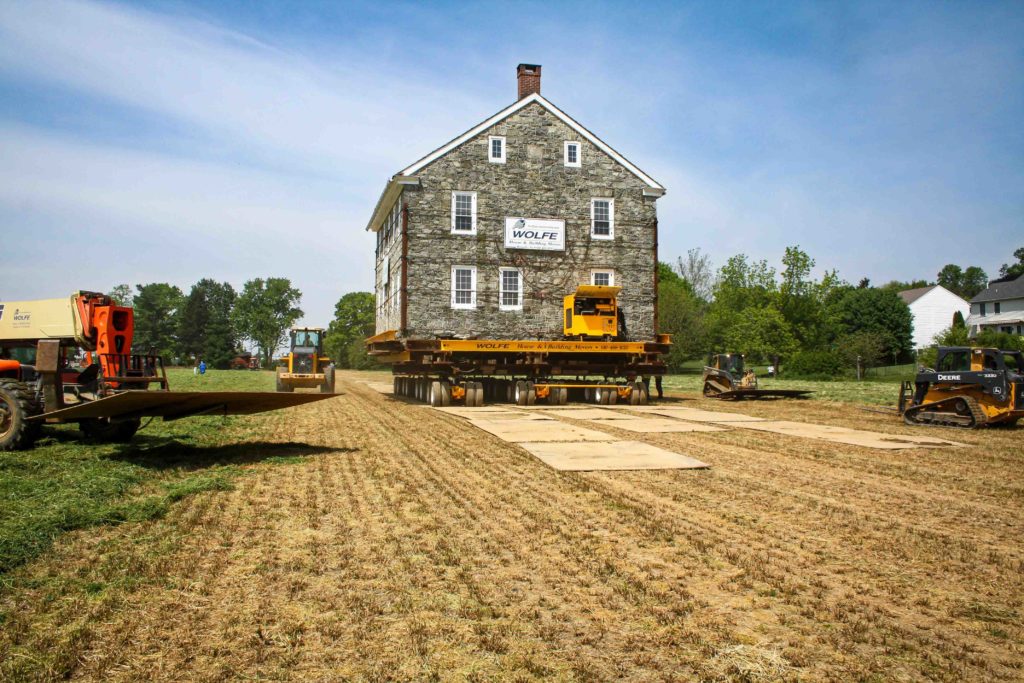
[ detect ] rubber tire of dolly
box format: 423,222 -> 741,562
526,381 -> 537,406
428,380 -> 443,407
515,380 -> 528,406
473,381 -> 485,407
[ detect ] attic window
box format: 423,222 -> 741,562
488,136 -> 506,163
564,141 -> 580,168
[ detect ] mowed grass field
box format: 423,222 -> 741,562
1,369 -> 1022,681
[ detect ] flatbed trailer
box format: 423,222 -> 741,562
366,332 -> 671,407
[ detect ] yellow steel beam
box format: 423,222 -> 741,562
437,339 -> 649,354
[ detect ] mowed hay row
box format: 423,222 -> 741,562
0,373 -> 1020,681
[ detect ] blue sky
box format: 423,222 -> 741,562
1,0 -> 1022,326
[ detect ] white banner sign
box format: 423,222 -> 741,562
504,217 -> 565,251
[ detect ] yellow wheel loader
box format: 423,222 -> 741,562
276,327 -> 335,393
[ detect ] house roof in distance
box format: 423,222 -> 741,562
898,285 -> 937,305
971,274 -> 1024,303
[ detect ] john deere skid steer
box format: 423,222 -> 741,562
899,347 -> 1023,428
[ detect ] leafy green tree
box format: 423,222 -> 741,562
107,284 -> 134,307
952,310 -> 966,329
937,264 -> 987,299
723,306 -> 796,362
705,254 -> 777,350
831,287 -> 913,359
324,292 -> 376,369
233,278 -> 303,367
177,279 -> 237,368
961,266 -> 988,299
657,262 -> 705,369
132,283 -> 184,359
836,330 -> 887,369
998,247 -> 1024,279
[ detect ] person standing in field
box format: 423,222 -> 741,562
199,359 -> 207,376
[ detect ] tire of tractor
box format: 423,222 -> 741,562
321,365 -> 336,394
607,389 -> 618,405
473,381 -> 485,407
440,381 -> 452,407
80,417 -> 142,443
634,381 -> 648,405
629,384 -> 641,405
558,387 -> 569,405
0,379 -> 42,451
526,381 -> 536,406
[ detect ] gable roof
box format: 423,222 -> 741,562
397,92 -> 664,190
898,285 -> 936,305
971,274 -> 1024,303
898,284 -> 969,307
366,93 -> 665,232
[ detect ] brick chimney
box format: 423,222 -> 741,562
517,63 -> 541,99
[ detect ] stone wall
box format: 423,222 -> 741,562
395,101 -> 660,340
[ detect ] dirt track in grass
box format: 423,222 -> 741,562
1,372 -> 1022,681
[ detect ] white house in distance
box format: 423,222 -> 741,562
899,285 -> 970,349
966,275 -> 1024,337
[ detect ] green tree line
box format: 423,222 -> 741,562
109,277 -> 302,368
656,245 -> 1024,377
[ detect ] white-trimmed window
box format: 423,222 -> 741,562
499,268 -> 523,311
591,269 -> 615,287
488,136 -> 506,163
451,266 -> 477,309
451,191 -> 477,234
591,198 -> 614,239
564,141 -> 581,168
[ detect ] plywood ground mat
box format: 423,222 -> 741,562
588,418 -> 726,433
542,408 -> 639,420
732,420 -> 964,449
520,441 -> 710,471
620,406 -> 768,422
470,419 -> 615,443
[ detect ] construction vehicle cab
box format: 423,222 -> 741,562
900,347 -> 1024,428
564,285 -> 623,340
276,327 -> 335,393
0,292 -> 168,450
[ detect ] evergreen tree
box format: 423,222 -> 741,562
132,283 -> 184,359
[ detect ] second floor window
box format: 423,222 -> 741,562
995,302 -> 1001,314
451,191 -> 477,234
591,198 -> 614,239
980,303 -> 987,316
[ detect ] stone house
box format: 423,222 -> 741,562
966,275 -> 1024,337
366,64 -> 665,341
898,284 -> 970,349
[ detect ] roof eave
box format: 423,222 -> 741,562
365,176 -> 420,232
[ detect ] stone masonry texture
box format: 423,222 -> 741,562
376,100 -> 661,340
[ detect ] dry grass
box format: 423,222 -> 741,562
1,372 -> 1022,681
